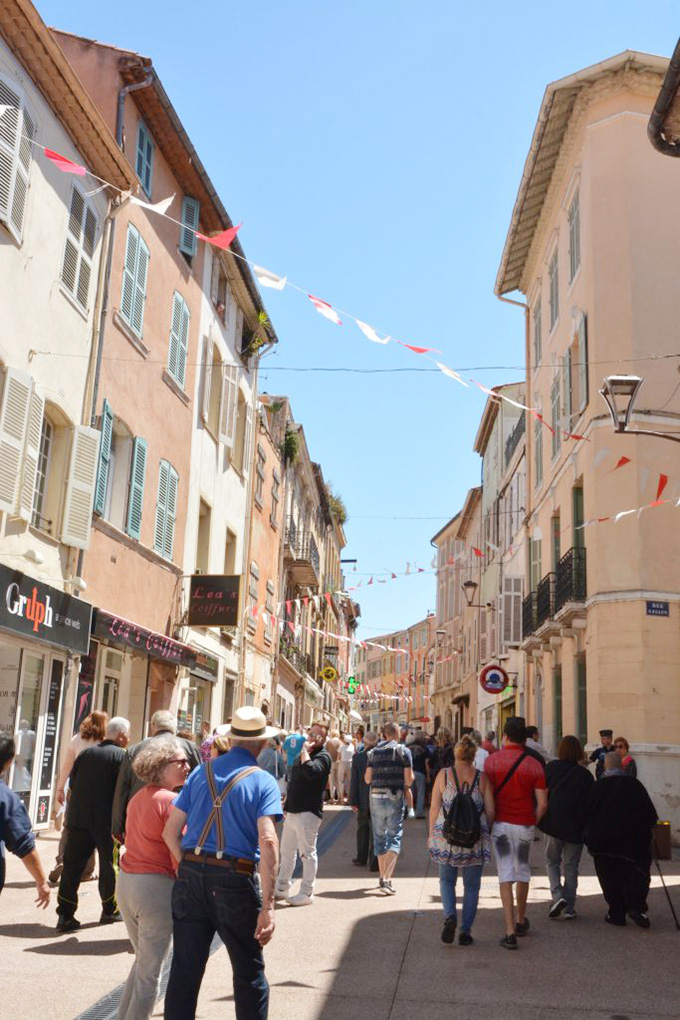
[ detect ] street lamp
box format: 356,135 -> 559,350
435,627 -> 446,648
461,580 -> 495,610
600,375 -> 680,444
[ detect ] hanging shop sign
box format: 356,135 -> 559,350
191,648 -> 220,683
188,575 -> 240,627
320,665 -> 338,683
479,664 -> 510,695
93,610 -> 197,669
0,565 -> 91,654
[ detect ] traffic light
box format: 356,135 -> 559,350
347,676 -> 356,694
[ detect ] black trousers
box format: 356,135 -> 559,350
356,807 -> 378,869
56,826 -> 117,919
594,854 -> 650,923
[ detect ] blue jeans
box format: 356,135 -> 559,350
164,861 -> 268,1020
413,773 -> 426,816
545,836 -> 583,911
438,863 -> 483,933
370,790 -> 405,856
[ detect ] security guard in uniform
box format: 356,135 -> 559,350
162,707 -> 283,1020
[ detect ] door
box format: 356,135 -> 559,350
12,652 -> 45,810
0,643 -> 21,736
35,658 -> 65,829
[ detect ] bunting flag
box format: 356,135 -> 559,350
253,265 -> 287,290
435,362 -> 468,387
196,223 -> 242,250
397,341 -> 440,355
472,547 -> 484,558
656,474 -> 669,500
356,320 -> 390,344
612,456 -> 632,471
308,294 -> 342,325
45,148 -> 87,176
130,193 -> 176,216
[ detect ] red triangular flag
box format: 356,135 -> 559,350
613,456 -> 631,471
196,223 -> 242,250
324,592 -> 332,605
45,148 -> 87,176
656,474 -> 669,500
367,577 -> 373,585
472,547 -> 484,558
287,620 -> 295,634
303,596 -> 309,607
391,572 -> 397,580
397,341 -> 439,355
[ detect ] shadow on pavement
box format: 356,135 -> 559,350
26,937 -> 132,956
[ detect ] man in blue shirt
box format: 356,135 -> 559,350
0,735 -> 50,907
162,707 -> 283,1020
282,727 -> 306,781
365,721 -> 414,895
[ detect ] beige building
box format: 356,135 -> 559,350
496,51 -> 680,837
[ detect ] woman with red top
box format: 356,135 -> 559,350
117,739 -> 190,1020
613,737 -> 637,778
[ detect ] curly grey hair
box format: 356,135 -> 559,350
132,737 -> 183,785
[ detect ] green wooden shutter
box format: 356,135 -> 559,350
154,459 -> 169,555
164,466 -> 178,560
131,237 -> 150,338
179,196 -> 199,256
136,121 -> 154,196
125,437 -> 147,540
120,225 -> 139,326
93,398 -> 113,516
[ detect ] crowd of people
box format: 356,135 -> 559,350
0,707 -> 666,1020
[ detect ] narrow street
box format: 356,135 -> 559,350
2,809 -> 679,1020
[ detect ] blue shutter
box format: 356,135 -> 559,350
125,437 -> 147,540
136,121 -> 154,197
179,196 -> 199,256
93,399 -> 113,516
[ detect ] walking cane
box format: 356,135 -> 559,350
652,847 -> 680,931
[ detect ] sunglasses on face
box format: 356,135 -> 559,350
614,744 -> 625,749
169,758 -> 189,766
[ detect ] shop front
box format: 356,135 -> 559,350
177,647 -> 219,741
0,565 -> 91,829
88,609 -> 196,741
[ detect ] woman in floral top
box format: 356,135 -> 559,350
428,734 -> 495,946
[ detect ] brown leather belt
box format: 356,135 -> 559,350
182,850 -> 255,875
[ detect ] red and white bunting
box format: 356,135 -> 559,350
308,294 -> 342,325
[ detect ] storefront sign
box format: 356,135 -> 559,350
646,600 -> 670,617
93,610 -> 196,668
479,664 -> 510,695
39,660 -> 64,790
73,641 -> 98,735
191,648 -> 220,683
0,565 -> 92,654
188,575 -> 240,627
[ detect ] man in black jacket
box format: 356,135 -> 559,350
349,731 -> 378,871
275,722 -> 331,906
56,717 -> 130,932
111,709 -> 200,841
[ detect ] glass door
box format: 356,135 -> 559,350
0,643 -> 21,736
12,652 -> 45,813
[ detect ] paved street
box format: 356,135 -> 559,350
1,809 -> 679,1020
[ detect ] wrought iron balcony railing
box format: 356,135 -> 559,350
555,546 -> 587,611
522,591 -> 538,638
536,572 -> 556,628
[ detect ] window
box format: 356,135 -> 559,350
568,189 -> 580,282
551,514 -> 561,571
168,292 -> 190,390
264,580 -> 275,643
248,562 -> 259,631
499,576 -> 523,650
0,79 -> 35,243
532,296 -> 542,367
224,528 -> 237,574
572,485 -> 584,550
61,186 -> 97,310
196,500 -> 211,574
31,418 -> 53,530
271,470 -> 280,527
565,313 -> 588,419
93,399 -> 147,540
211,255 -> 229,324
561,350 -> 572,428
550,374 -> 561,459
548,248 -> 559,330
179,196 -> 199,258
233,391 -> 253,475
201,339 -> 222,437
120,224 -> 150,338
154,460 -> 179,560
255,445 -> 265,507
533,414 -> 543,489
136,120 -> 154,197
530,538 -> 542,591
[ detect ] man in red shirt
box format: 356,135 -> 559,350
484,717 -> 547,949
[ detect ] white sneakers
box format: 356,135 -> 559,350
287,893 -> 314,906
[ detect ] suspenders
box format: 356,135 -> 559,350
193,763 -> 260,857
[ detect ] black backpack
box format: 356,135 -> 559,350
442,768 -> 482,848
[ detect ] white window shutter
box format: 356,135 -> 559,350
164,466 -> 178,560
220,366 -> 238,446
0,84 -> 21,227
242,400 -> 254,476
61,426 -> 100,550
511,576 -> 523,645
0,368 -> 33,514
10,108 -> 34,241
201,336 -> 213,424
479,611 -> 488,664
225,283 -> 237,347
179,196 -> 199,256
154,460 -> 169,555
168,293 -> 183,382
132,238 -> 150,337
120,225 -> 139,326
178,300 -> 190,389
490,601 -> 497,660
17,385 -> 44,522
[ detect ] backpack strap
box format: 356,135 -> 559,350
194,764 -> 260,857
494,751 -> 529,798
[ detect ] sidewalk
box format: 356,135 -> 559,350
1,809 -> 679,1019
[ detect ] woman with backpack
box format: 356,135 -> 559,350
428,734 -> 495,946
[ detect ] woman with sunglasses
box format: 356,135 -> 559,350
613,737 -> 637,778
116,739 -> 190,1020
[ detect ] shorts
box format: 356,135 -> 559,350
492,821 -> 534,883
370,790 -> 405,857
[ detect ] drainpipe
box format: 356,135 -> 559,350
648,38 -> 680,156
236,359 -> 261,711
116,72 -> 153,147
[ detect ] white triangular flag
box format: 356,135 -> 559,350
254,265 -> 287,291
615,509 -> 636,523
309,294 -> 342,325
130,193 -> 176,216
436,362 -> 468,387
355,320 -> 390,344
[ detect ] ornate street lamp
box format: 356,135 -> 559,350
461,580 -> 495,610
600,375 -> 680,444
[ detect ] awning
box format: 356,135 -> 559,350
349,709 -> 363,723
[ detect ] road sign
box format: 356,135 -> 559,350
320,665 -> 338,683
479,664 -> 510,694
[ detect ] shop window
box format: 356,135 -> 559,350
195,499 -> 211,574
13,653 -> 44,806
0,644 -> 21,734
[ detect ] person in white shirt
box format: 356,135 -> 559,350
472,730 -> 489,771
338,737 -> 355,803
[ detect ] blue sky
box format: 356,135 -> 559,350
38,0 -> 678,634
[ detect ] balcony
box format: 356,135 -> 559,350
536,573 -> 556,629
522,591 -> 538,639
505,410 -> 526,467
284,517 -> 320,587
555,546 -> 587,620
280,639 -> 313,678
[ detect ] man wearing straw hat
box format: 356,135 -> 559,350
162,707 -> 283,1020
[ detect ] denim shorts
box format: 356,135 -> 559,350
370,790 -> 405,856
